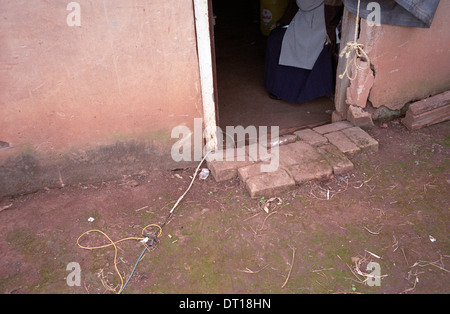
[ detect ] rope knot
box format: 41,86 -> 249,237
338,40 -> 371,81
338,0 -> 371,81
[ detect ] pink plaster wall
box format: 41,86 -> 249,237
0,0 -> 203,158
348,0 -> 450,111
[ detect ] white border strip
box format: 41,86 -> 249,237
193,0 -> 218,153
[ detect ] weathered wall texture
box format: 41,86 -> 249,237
0,0 -> 203,197
346,0 -> 450,119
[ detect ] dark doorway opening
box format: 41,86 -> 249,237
212,0 -> 335,135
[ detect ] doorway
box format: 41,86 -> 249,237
211,0 -> 336,135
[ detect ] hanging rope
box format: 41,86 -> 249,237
338,0 -> 371,81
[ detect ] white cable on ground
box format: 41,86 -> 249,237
169,150 -> 212,214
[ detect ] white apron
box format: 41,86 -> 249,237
279,0 -> 326,70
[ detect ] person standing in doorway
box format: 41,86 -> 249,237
264,0 -> 343,103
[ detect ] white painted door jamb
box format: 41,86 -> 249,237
193,0 -> 218,153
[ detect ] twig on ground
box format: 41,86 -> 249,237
243,212 -> 260,222
401,270 -> 419,294
307,179 -> 350,201
281,246 -> 296,289
257,211 -> 279,232
312,267 -> 335,273
363,225 -> 383,235
239,264 -> 269,274
97,269 -> 118,293
365,250 -> 382,259
135,205 -> 149,212
347,252 -> 387,285
401,248 -> 409,266
392,235 -> 399,252
352,175 -> 375,189
410,257 -> 449,273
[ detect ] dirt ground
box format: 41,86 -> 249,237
0,119 -> 449,294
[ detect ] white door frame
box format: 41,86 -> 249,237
193,0 -> 218,153
193,1 -> 353,149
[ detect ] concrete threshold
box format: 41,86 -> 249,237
206,121 -> 378,199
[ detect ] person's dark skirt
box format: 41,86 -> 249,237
264,27 -> 334,104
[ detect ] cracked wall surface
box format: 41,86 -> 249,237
345,1 -> 450,119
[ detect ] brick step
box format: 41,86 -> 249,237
206,122 -> 378,198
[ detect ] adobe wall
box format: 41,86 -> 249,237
345,0 -> 450,123
0,0 -> 203,197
